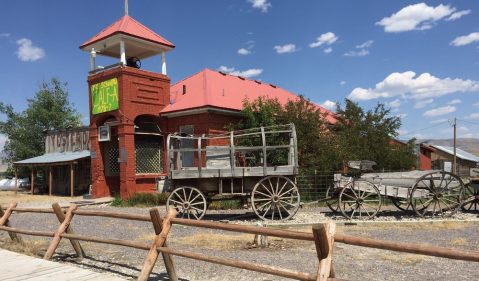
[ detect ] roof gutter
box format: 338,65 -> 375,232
160,106 -> 244,118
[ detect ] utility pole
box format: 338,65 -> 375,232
453,117 -> 457,174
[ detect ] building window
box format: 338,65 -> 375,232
135,135 -> 163,174
179,125 -> 195,167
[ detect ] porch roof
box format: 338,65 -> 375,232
14,150 -> 91,166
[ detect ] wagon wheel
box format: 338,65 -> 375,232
166,186 -> 207,220
410,171 -> 464,218
339,180 -> 381,220
251,176 -> 300,221
325,185 -> 340,213
461,183 -> 479,212
391,197 -> 412,211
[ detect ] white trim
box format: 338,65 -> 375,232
161,52 -> 167,75
160,107 -> 243,118
120,40 -> 126,65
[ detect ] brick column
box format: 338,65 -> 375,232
118,122 -> 136,199
89,124 -> 108,198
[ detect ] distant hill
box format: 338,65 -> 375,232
418,138 -> 479,156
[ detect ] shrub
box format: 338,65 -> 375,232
208,199 -> 242,210
110,192 -> 171,207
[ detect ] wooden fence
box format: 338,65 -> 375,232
1,202 -> 479,281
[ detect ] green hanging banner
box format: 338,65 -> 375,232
91,78 -> 119,115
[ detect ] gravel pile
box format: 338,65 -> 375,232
1,205 -> 478,281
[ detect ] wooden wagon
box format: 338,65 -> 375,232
326,161 -> 466,219
165,124 -> 300,221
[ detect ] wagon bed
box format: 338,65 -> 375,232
327,161 -> 466,219
165,124 -> 301,221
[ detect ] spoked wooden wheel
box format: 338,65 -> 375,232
325,185 -> 341,213
461,184 -> 479,212
391,196 -> 412,211
339,180 -> 381,220
251,176 -> 300,221
410,171 -> 464,218
167,186 -> 207,220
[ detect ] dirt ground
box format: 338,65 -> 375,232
1,191 -> 479,281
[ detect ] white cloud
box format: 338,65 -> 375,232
344,49 -> 369,57
430,118 -> 448,124
356,40 -> 374,49
376,3 -> 460,33
458,126 -> 470,132
423,106 -> 456,117
465,113 -> 479,120
237,48 -> 251,55
274,44 -> 298,54
309,32 -> 338,48
348,71 -> 479,101
340,81 -> 346,86
248,0 -> 271,13
414,98 -> 434,109
320,100 -> 336,110
345,40 -> 373,57
0,33 -> 10,38
396,113 -> 408,119
16,38 -> 45,62
388,99 -> 401,108
450,32 -> 479,47
323,47 -> 332,54
448,99 -> 461,105
217,65 -> 263,78
445,9 -> 471,21
474,102 -> 479,108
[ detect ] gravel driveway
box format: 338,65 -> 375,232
1,205 -> 478,281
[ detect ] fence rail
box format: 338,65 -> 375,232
1,202 -> 479,281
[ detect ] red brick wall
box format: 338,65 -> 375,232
165,113 -> 241,166
419,148 -> 432,170
88,67 -> 244,199
88,66 -> 170,199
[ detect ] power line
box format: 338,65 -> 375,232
400,120 -> 450,138
457,119 -> 479,127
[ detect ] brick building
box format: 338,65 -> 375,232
80,13 -> 335,199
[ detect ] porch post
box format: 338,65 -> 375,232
70,163 -> 74,197
14,167 -> 18,195
31,166 -> 34,195
49,166 -> 53,196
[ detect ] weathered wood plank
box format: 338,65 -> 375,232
0,249 -> 126,281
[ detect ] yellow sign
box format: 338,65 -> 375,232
91,78 -> 119,115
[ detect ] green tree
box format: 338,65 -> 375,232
236,96 -> 340,172
333,99 -> 416,170
236,97 -> 416,172
0,78 -> 82,169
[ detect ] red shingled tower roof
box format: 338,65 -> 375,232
80,15 -> 175,50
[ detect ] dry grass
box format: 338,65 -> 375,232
175,232 -> 312,250
379,253 -> 425,266
0,191 -> 82,206
338,221 -> 475,232
0,237 -> 48,258
449,237 -> 468,246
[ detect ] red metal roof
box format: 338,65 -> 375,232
163,69 -> 337,123
80,15 -> 175,49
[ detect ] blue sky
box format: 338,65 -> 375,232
1,0 -> 479,151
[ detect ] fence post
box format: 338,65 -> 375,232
151,207 -> 178,280
0,202 -> 23,243
44,203 -> 77,260
312,222 -> 336,281
51,203 -> 85,258
138,208 -> 177,281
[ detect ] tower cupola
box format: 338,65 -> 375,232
79,0 -> 174,74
